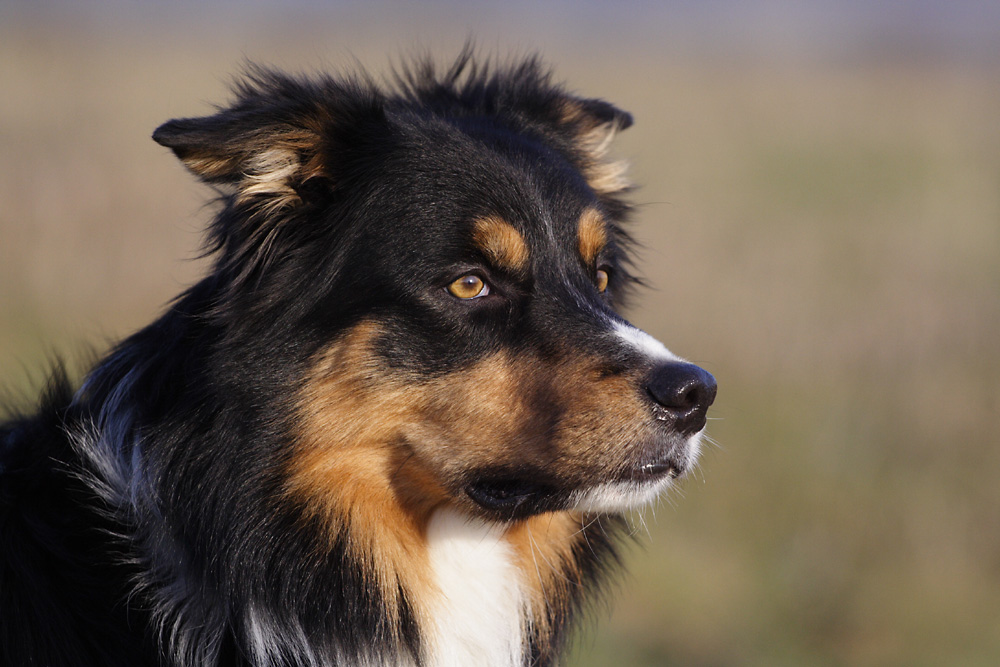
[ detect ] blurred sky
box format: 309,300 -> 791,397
4,0 -> 1000,65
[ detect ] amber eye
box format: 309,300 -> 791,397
447,274 -> 490,299
595,268 -> 610,293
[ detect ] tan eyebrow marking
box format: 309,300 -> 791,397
577,207 -> 608,265
472,216 -> 530,273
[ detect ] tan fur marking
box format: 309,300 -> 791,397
505,511 -> 586,649
289,323 -> 444,629
178,154 -> 235,181
473,216 -> 530,273
235,127 -> 327,210
577,208 -> 608,265
177,126 -> 326,212
558,99 -> 632,196
237,147 -> 303,211
584,158 -> 631,196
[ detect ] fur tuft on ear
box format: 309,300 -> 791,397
153,117 -> 321,195
558,96 -> 634,197
152,67 -> 368,212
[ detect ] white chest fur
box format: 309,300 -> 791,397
423,508 -> 526,667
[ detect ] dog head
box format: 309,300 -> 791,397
153,55 -> 716,526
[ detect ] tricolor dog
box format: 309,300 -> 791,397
0,52 -> 716,666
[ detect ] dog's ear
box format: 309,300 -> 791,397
152,69 -> 377,211
153,112 -> 325,210
555,96 -> 634,198
153,69 -> 387,291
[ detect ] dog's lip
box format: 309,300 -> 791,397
632,458 -> 684,481
638,462 -> 681,478
465,479 -> 556,516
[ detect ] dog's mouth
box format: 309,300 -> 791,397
458,427 -> 700,518
634,460 -> 682,480
464,478 -> 559,519
629,428 -> 700,483
463,459 -> 684,520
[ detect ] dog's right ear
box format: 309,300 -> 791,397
153,68 -> 381,211
153,114 -> 323,206
153,69 -> 387,289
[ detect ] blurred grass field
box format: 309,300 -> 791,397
2,4 -> 999,665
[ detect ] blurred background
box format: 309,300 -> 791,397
2,1 -> 998,664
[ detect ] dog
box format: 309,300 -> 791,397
0,52 -> 716,667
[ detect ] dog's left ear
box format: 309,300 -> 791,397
556,96 -> 634,197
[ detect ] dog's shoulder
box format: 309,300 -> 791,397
1,370 -> 155,666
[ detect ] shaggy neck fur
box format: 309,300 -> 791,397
424,508 -> 526,667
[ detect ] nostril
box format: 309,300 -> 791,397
680,385 -> 704,410
645,362 -> 717,434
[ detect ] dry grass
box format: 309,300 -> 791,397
2,8 -> 999,666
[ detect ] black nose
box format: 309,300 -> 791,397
645,362 -> 717,436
